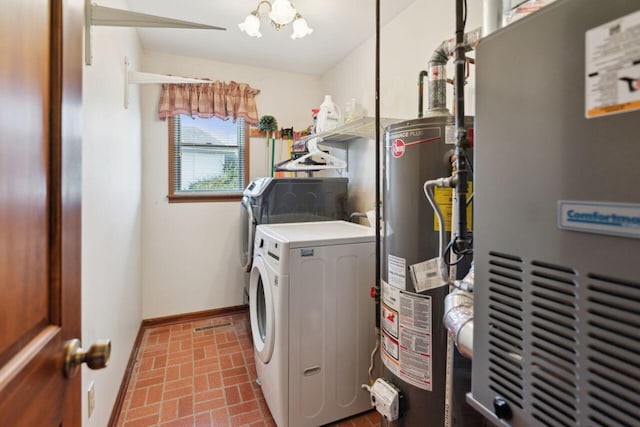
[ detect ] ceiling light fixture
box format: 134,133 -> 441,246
239,0 -> 313,40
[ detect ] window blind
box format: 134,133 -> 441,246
172,115 -> 246,194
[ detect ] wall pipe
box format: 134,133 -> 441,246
442,0 -> 478,362
418,70 -> 428,118
374,0 -> 381,329
452,0 -> 473,253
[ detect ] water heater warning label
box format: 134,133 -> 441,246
387,255 -> 406,289
586,9 -> 640,118
433,183 -> 473,232
382,304 -> 399,339
381,281 -> 433,391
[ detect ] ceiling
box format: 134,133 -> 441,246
125,0 -> 416,75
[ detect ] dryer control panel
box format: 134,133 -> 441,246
267,241 -> 281,261
255,235 -> 281,265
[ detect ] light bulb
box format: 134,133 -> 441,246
238,13 -> 262,38
269,0 -> 296,25
291,16 -> 313,39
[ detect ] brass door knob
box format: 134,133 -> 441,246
63,338 -> 111,378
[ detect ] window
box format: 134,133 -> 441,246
168,115 -> 249,202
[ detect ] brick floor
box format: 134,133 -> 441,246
116,311 -> 380,427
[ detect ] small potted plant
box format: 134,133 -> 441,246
258,115 -> 278,177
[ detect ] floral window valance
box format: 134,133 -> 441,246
158,81 -> 260,124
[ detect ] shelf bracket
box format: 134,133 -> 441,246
85,0 -> 226,65
123,57 -> 212,108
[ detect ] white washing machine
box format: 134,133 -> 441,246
249,221 -> 376,427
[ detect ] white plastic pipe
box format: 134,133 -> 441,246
482,0 -> 503,37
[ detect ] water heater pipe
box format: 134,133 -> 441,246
442,0 -> 478,364
374,0 -> 381,330
423,177 -> 454,281
425,27 -> 480,117
452,0 -> 474,254
418,70 -> 428,118
444,289 -> 474,359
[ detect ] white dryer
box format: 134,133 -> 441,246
249,221 -> 376,427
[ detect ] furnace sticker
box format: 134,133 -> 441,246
586,9 -> 640,118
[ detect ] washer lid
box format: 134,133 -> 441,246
257,220 -> 375,248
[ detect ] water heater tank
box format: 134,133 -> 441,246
381,116 -> 474,426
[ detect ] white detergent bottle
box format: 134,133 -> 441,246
315,95 -> 342,133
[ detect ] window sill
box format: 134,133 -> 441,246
167,193 -> 243,203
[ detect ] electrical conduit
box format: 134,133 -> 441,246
418,70 -> 429,118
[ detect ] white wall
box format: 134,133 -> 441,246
323,0 -> 482,119
77,2 -> 485,425
320,0 -> 483,215
140,52 -> 322,318
139,1 -> 484,319
82,0 -> 143,424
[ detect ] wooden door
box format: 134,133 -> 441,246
0,0 -> 83,425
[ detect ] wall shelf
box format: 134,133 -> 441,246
279,117 -> 401,173
299,117 -> 402,149
123,57 -> 213,108
85,0 -> 225,66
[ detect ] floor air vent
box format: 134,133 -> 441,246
194,322 -> 232,332
586,274 -> 640,427
487,251 -> 524,409
530,261 -> 578,427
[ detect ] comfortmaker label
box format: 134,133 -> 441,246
558,201 -> 640,239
